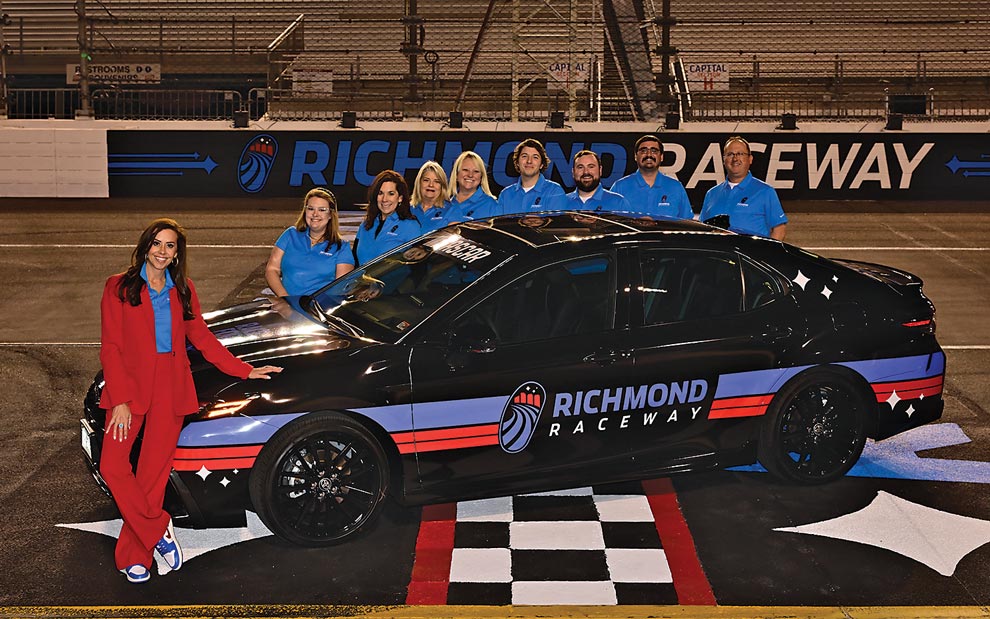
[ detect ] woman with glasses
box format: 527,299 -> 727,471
266,187 -> 354,298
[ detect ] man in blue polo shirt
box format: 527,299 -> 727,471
497,138 -> 566,215
700,136 -> 788,240
561,149 -> 631,213
610,134 -> 693,220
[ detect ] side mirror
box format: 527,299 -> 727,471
449,323 -> 498,354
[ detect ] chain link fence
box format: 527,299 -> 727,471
3,1 -> 988,121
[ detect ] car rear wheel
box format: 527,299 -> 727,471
757,370 -> 869,484
249,412 -> 389,546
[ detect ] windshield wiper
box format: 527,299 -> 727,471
302,295 -> 365,338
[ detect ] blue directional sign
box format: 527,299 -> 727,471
945,155 -> 990,177
108,152 -> 218,176
731,423 -> 990,483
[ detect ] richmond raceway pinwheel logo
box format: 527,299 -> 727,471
237,134 -> 278,193
499,382 -> 547,454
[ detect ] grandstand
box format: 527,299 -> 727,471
2,0 -> 988,121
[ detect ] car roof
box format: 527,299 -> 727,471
447,211 -> 736,253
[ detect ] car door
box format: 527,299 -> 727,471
406,251 -> 638,496
612,243 -> 804,464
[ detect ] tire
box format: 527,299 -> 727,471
757,369 -> 869,485
249,411 -> 390,546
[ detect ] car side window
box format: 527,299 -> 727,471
641,250 -> 742,324
456,255 -> 612,344
741,258 -> 782,310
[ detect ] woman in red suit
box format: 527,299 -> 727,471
99,218 -> 281,583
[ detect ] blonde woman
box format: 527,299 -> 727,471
266,187 -> 354,297
446,151 -> 498,223
410,160 -> 453,232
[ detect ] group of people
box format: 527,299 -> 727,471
264,133 -> 788,299
98,132 -> 788,583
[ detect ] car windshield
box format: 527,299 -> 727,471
310,230 -> 509,343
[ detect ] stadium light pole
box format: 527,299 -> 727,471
74,0 -> 94,118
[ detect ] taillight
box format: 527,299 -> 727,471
903,317 -> 935,335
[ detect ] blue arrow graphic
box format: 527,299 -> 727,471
731,423 -> 990,484
945,155 -> 990,174
108,156 -> 218,175
108,152 -> 201,159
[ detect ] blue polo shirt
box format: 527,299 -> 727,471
610,171 -> 693,220
700,172 -> 787,238
354,212 -> 422,266
275,227 -> 355,296
562,185 -> 632,214
140,262 -> 174,353
446,188 -> 499,223
497,175 -> 566,215
411,202 -> 454,233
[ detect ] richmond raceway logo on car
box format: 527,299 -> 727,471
548,379 -> 710,438
499,382 -> 547,453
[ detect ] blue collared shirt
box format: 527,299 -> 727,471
610,170 -> 694,220
446,188 -> 499,223
140,262 -> 174,353
411,201 -> 454,233
354,211 -> 423,266
700,172 -> 788,238
562,185 -> 632,214
275,227 -> 355,296
497,175 -> 566,215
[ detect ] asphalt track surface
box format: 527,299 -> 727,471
0,198 -> 988,619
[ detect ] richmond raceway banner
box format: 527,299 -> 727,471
106,131 -> 990,206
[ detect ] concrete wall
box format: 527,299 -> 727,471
0,126 -> 108,197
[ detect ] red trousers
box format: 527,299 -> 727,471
99,352 -> 184,570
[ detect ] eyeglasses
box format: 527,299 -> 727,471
637,147 -> 661,155
305,206 -> 332,214
723,152 -> 751,160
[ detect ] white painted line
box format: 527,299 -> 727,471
512,581 -> 617,605
1,343 -> 989,349
0,243 -> 983,251
943,345 -> 990,350
510,521 -> 605,550
0,342 -> 100,346
804,247 -> 989,251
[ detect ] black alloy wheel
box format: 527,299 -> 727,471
249,412 -> 390,546
757,370 -> 869,484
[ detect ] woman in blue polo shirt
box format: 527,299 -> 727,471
265,187 -> 354,298
354,169 -> 422,266
411,161 -> 454,233
446,151 -> 499,223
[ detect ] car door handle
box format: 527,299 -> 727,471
583,349 -> 632,365
762,325 -> 793,341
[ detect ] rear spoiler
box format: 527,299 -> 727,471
830,258 -> 923,288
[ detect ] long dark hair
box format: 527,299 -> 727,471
363,170 -> 414,230
116,218 -> 193,320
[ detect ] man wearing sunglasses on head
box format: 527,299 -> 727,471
610,134 -> 693,220
700,136 -> 787,240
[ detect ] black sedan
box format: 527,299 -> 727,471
81,212 -> 945,547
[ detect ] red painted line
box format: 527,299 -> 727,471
708,404 -> 768,419
710,394 -> 773,410
642,478 -> 717,606
405,503 -> 457,605
172,456 -> 256,471
174,445 -> 262,460
392,423 -> 501,447
872,376 -> 943,395
397,434 -> 500,455
873,385 -> 944,402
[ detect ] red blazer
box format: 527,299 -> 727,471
99,274 -> 252,416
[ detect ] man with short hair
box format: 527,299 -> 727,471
561,150 -> 631,213
610,135 -> 693,220
700,136 -> 787,240
497,138 -> 566,215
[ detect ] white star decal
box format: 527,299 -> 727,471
233,469 -> 240,474
196,465 -> 212,481
775,491 -> 990,576
793,270 -> 810,290
57,513 -> 275,575
886,390 -> 902,408
906,404 -> 916,418
832,275 -> 839,283
821,285 -> 833,300
220,477 -> 231,487
919,393 -> 925,400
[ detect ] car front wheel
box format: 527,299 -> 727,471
249,412 -> 390,546
757,370 -> 869,484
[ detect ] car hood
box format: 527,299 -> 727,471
197,298 -> 360,365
